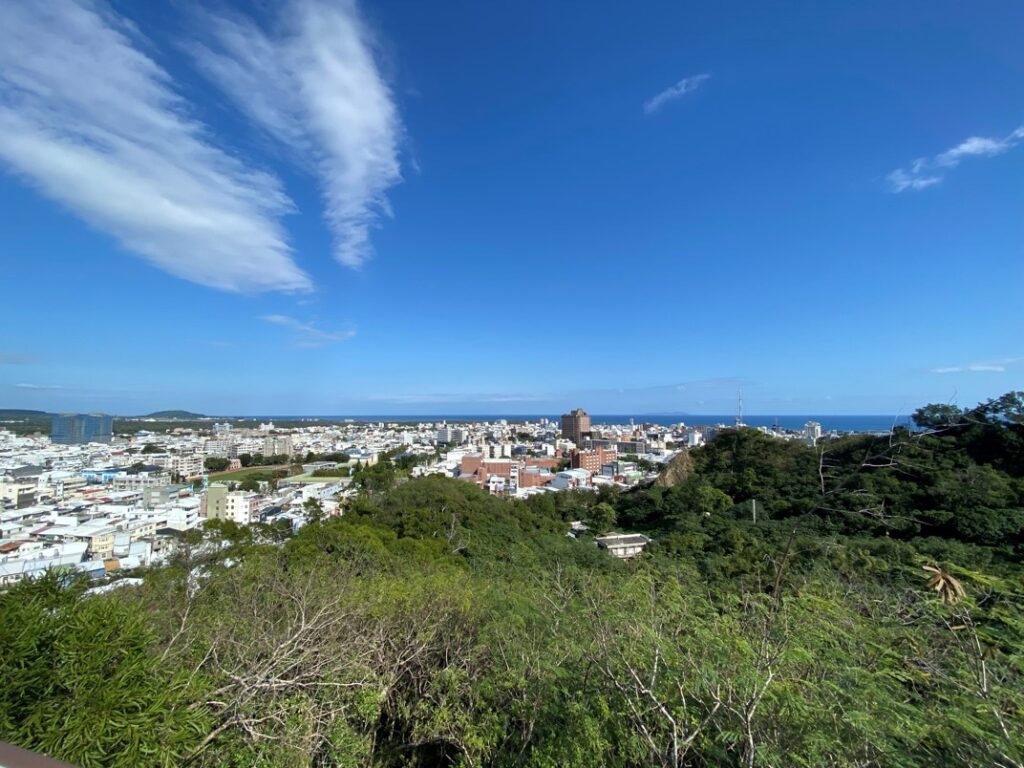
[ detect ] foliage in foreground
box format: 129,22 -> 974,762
1,393 -> 1023,767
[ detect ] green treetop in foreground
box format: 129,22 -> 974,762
1,393 -> 1023,767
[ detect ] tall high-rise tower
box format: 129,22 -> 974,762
560,408 -> 592,446
51,413 -> 113,444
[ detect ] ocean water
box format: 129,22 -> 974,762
589,414 -> 913,433
262,414 -> 913,433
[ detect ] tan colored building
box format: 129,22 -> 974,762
85,528 -> 117,559
203,483 -> 229,520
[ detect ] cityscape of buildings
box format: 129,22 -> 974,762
0,408 -> 829,586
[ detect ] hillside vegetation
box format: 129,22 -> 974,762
1,393 -> 1022,767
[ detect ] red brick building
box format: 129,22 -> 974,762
459,455 -> 520,490
570,446 -> 617,474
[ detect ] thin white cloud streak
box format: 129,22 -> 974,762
0,0 -> 310,294
189,0 -> 402,269
14,383 -> 65,390
929,357 -> 1021,374
889,125 -> 1024,192
261,314 -> 356,347
644,73 -> 711,115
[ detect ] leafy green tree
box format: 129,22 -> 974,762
203,457 -> 230,472
913,403 -> 965,429
584,501 -> 617,534
304,497 -> 325,523
0,574 -> 207,767
668,477 -> 734,523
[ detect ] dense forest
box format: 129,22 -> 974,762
2,393 -> 1022,767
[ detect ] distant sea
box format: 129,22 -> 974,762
256,414 -> 913,434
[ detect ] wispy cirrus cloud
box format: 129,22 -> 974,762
888,125 -> 1024,192
13,383 -> 65,390
188,0 -> 402,269
261,314 -> 356,348
644,73 -> 710,115
929,357 -> 1021,374
0,0 -> 310,294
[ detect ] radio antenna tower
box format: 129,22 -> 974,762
735,389 -> 744,427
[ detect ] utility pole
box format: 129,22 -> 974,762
752,498 -> 757,524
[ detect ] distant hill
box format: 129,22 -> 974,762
140,410 -> 206,419
0,409 -> 53,435
0,409 -> 51,419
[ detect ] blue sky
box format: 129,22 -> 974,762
1,0 -> 1022,416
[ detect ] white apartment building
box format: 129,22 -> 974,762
223,491 -> 259,525
804,421 -> 823,446
263,435 -> 293,457
204,438 -> 236,458
111,472 -> 171,491
479,443 -> 513,459
155,453 -> 204,479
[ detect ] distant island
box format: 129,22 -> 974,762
138,410 -> 207,419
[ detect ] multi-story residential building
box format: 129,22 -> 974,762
82,525 -> 118,558
142,484 -> 188,508
51,413 -> 113,445
158,453 -> 204,479
804,421 -> 823,446
585,437 -> 648,455
480,442 -> 513,459
570,447 -> 618,474
48,473 -> 87,500
223,492 -> 259,525
436,427 -> 468,445
0,480 -> 37,508
205,438 -> 235,458
684,429 -> 704,448
263,435 -> 293,457
203,483 -> 228,520
111,472 -> 171,491
459,455 -> 520,492
560,408 -> 592,446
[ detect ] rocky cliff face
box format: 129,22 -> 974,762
654,450 -> 693,486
